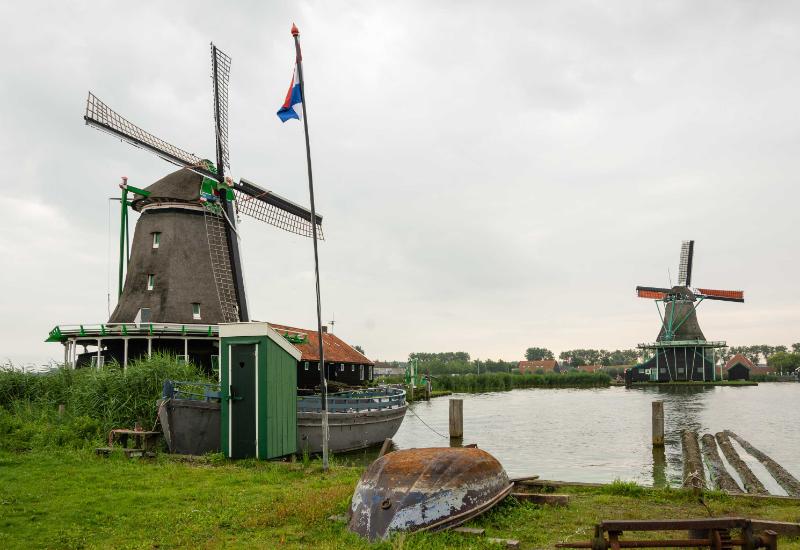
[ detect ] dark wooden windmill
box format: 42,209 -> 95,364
630,240 -> 744,382
84,44 -> 322,329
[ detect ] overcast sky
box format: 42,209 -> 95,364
1,1 -> 798,366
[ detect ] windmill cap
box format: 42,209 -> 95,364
130,168 -> 203,212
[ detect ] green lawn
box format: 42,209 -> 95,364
1,450 -> 799,549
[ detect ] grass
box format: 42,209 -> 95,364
2,449 -> 799,549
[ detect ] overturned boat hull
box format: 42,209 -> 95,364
349,447 -> 513,541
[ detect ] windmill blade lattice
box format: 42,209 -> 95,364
677,240 -> 694,287
211,44 -> 231,176
84,93 -> 215,178
234,179 -> 324,239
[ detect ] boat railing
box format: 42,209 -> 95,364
297,386 -> 407,413
162,380 -> 222,402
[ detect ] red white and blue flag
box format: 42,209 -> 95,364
277,64 -> 302,122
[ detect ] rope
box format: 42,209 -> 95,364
405,405 -> 448,439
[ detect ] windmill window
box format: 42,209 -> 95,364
152,232 -> 161,249
192,303 -> 201,320
136,308 -> 151,324
147,274 -> 155,291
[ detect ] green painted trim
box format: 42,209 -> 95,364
125,184 -> 151,197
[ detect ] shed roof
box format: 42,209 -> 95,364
576,364 -> 605,373
724,353 -> 756,371
268,323 -> 373,365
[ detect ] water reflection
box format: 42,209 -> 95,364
390,384 -> 800,485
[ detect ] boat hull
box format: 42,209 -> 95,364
157,399 -> 406,455
297,405 -> 407,454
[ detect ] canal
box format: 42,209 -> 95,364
391,383 -> 800,491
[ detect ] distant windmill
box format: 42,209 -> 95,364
84,44 -> 322,329
631,240 -> 744,382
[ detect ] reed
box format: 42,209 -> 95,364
432,371 -> 610,393
0,353 -> 210,450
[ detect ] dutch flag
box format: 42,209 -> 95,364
277,64 -> 302,122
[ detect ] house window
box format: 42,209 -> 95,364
340,364 -> 344,372
359,365 -> 364,380
660,368 -> 667,373
192,303 -> 201,320
147,274 -> 155,291
351,365 -> 355,372
369,365 -> 372,379
677,368 -> 685,374
152,232 -> 161,249
304,361 -> 309,371
136,308 -> 151,324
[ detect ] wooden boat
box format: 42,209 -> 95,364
349,447 -> 513,541
158,384 -> 406,455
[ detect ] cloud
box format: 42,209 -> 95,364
1,0 -> 799,366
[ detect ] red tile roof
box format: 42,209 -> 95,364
724,353 -> 755,371
518,360 -> 559,373
268,323 -> 373,365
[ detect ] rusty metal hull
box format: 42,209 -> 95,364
348,447 -> 512,541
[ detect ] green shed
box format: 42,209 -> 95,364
220,322 -> 301,459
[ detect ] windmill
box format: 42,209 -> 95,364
631,240 -> 744,382
84,44 -> 322,330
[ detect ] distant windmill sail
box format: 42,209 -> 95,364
677,240 -> 694,287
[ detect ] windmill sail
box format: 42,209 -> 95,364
211,44 -> 231,176
677,240 -> 694,287
695,288 -> 745,303
84,92 -> 216,179
235,179 -> 323,239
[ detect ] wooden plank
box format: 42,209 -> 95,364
510,475 -> 540,484
523,479 -> 606,489
750,520 -> 800,536
449,399 -> 463,438
511,492 -> 569,506
328,514 -> 348,523
453,527 -> 485,536
487,537 -> 520,548
378,438 -> 392,458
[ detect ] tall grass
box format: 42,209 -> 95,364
0,353 -> 211,450
432,371 -> 610,393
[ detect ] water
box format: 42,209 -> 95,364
391,384 -> 800,489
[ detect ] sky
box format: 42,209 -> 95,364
1,0 -> 798,367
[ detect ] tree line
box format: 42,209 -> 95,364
402,342 -> 799,377
526,347 -> 639,367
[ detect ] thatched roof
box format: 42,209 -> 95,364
131,168 -> 202,211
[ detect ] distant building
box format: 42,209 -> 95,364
374,361 -> 406,377
723,354 -> 776,381
519,360 -> 559,374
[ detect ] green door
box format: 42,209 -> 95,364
230,344 -> 257,458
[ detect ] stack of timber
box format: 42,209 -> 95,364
681,429 -> 800,497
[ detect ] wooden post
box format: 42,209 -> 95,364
449,398 -> 463,439
652,401 -> 664,447
58,404 -> 65,417
378,438 -> 393,458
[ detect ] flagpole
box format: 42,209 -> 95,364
292,23 -> 329,472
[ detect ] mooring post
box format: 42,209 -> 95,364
449,398 -> 463,439
652,400 -> 664,446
